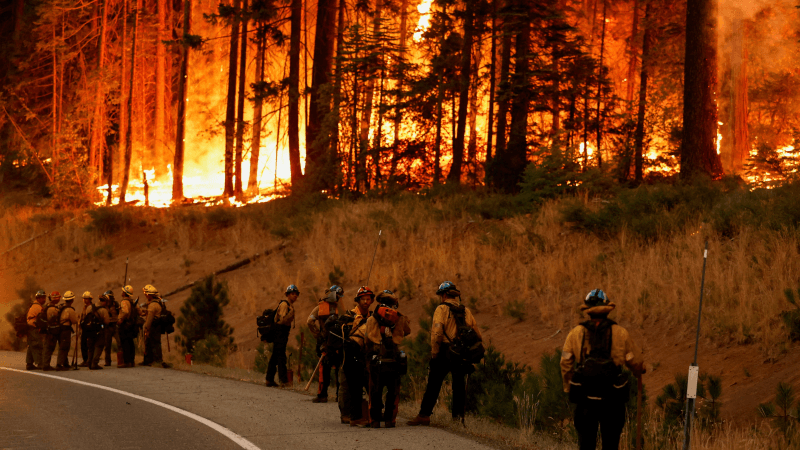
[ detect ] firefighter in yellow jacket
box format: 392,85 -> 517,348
89,291 -> 114,370
408,281 -> 482,426
307,285 -> 343,403
344,286 -> 375,427
142,285 -> 169,368
560,289 -> 645,450
266,285 -> 298,387
365,290 -> 411,428
25,290 -> 48,370
41,291 -> 62,371
117,286 -> 138,368
56,291 -> 78,371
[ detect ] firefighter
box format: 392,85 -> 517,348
56,291 -> 78,371
266,285 -> 298,387
89,291 -> 113,370
117,285 -> 138,368
25,290 -> 47,370
307,285 -> 343,403
408,281 -> 482,426
560,289 -> 645,450
41,291 -> 62,371
365,290 -> 411,428
344,286 -> 375,428
103,290 -> 121,366
79,291 -> 103,369
141,285 -> 170,368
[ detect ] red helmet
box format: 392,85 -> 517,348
355,286 -> 374,300
49,291 -> 61,301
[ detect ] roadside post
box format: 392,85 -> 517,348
682,240 -> 709,450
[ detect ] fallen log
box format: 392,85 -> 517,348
162,241 -> 289,298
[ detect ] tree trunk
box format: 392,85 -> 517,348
90,0 -> 108,184
331,0 -> 347,189
492,10 -> 512,185
595,0 -> 607,169
389,0 -> 408,183
373,67 -> 386,185
448,0 -> 474,183
288,0 -> 303,186
173,0 -> 190,202
120,0 -> 140,203
729,18 -> 748,174
155,0 -> 167,172
119,0 -> 128,189
223,0 -> 240,196
505,15 -> 529,192
248,24 -> 265,193
358,0 -> 383,188
633,0 -> 651,183
466,41 -> 481,168
433,71 -> 445,185
306,0 -> 337,191
626,0 -> 640,105
485,0 -> 497,180
234,0 -> 248,198
680,0 -> 723,179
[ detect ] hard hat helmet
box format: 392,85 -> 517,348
584,289 -> 609,308
35,290 -> 47,298
285,284 -> 300,296
376,289 -> 399,308
327,285 -> 344,301
121,285 -> 134,297
49,291 -> 61,301
99,290 -> 115,302
436,281 -> 460,297
62,291 -> 75,301
82,291 -> 93,299
143,285 -> 159,296
355,286 -> 375,300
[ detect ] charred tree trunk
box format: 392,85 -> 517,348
155,0 -> 167,172
172,0 -> 190,202
331,0 -> 347,189
288,0 -> 303,187
729,18 -> 748,174
90,0 -> 108,184
433,71 -> 445,185
248,25 -> 265,193
306,0 -> 337,191
680,0 -> 723,179
626,0 -> 639,105
492,10 -> 512,185
223,0 -> 241,196
389,0 -> 408,183
595,0 -> 606,169
448,0 -> 475,184
119,0 -> 128,188
120,0 -> 140,203
633,0 -> 651,183
485,0 -> 497,179
234,0 -> 248,198
466,41 -> 481,169
504,13 -> 529,192
358,0 -> 383,189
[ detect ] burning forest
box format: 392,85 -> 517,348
1,0 -> 800,205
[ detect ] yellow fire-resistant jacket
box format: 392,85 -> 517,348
27,302 -> 44,327
560,303 -> 644,393
347,306 -> 371,350
144,300 -> 162,335
118,298 -> 134,323
365,313 -> 411,352
430,298 -> 482,358
275,300 -> 295,327
60,305 -> 78,329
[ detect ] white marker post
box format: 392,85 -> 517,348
683,241 -> 709,450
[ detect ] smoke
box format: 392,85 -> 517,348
718,0 -> 799,69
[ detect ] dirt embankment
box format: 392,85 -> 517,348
1,200 -> 798,425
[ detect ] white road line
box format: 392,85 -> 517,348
0,366 -> 260,450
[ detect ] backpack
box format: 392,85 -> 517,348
371,307 -> 407,375
568,318 -> 627,403
154,299 -> 175,334
256,300 -> 287,343
443,303 -> 485,365
82,306 -> 105,334
324,313 -> 344,351
46,305 -> 63,335
34,304 -> 51,331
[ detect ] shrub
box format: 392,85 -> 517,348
465,346 -> 526,424
86,207 -> 134,236
782,288 -> 800,342
758,382 -> 800,439
192,335 -> 229,367
206,207 -> 237,229
254,342 -> 269,373
175,275 -> 235,355
328,265 -> 345,286
503,299 -> 527,321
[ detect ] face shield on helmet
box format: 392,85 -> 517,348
584,289 -> 609,308
436,281 -> 460,297
326,285 -> 344,303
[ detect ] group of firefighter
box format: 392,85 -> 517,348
264,282 -> 645,449
20,284 -> 172,372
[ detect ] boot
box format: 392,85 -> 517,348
26,364 -> 39,371
340,416 -> 350,424
117,363 -> 129,369
370,421 -> 381,428
312,396 -> 328,403
384,422 -> 396,428
265,380 -> 278,387
56,366 -> 70,372
42,365 -> 55,371
78,361 -> 89,367
349,418 -> 370,428
161,362 -> 173,369
89,365 -> 103,370
406,415 -> 431,426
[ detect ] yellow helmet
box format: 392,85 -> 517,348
143,285 -> 159,296
62,291 -> 75,301
122,285 -> 134,297
82,291 -> 93,299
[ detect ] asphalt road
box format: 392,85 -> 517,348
0,351 -> 494,450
